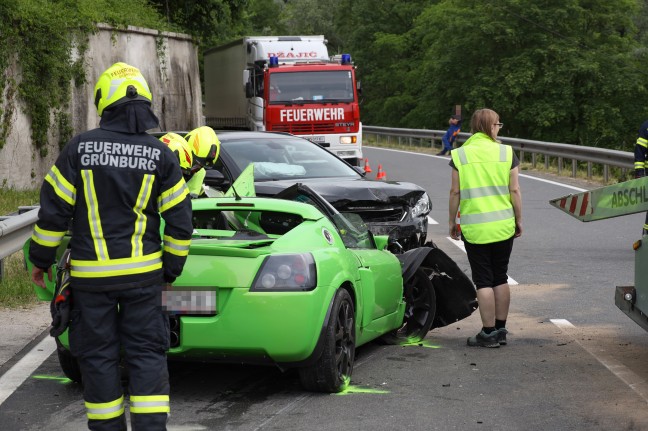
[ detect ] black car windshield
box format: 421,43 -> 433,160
221,136 -> 362,181
269,71 -> 354,103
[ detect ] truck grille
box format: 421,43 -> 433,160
272,123 -> 336,133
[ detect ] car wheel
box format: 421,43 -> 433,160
298,289 -> 355,393
381,268 -> 436,345
55,338 -> 82,384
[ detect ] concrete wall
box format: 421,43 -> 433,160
0,24 -> 202,190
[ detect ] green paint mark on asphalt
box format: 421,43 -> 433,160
399,339 -> 441,348
33,375 -> 72,384
334,385 -> 390,396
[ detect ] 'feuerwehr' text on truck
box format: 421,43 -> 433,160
204,35 -> 363,166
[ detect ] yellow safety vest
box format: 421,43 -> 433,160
451,132 -> 515,244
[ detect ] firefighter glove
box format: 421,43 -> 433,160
50,283 -> 72,337
50,249 -> 72,338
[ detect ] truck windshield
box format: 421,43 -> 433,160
269,71 -> 354,103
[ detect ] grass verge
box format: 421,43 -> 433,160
1,187 -> 41,309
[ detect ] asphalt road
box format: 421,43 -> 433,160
2,146 -> 648,430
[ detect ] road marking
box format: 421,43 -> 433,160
428,216 -> 438,225
519,173 -> 587,192
0,336 -> 56,407
551,318 -> 648,404
446,237 -> 518,285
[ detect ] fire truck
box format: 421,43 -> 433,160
550,177 -> 648,330
204,35 -> 363,166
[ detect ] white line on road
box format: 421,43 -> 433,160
551,318 -> 648,404
445,237 -> 518,285
0,335 -> 56,407
519,173 -> 587,192
428,216 -> 438,225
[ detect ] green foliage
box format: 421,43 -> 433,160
4,0 -> 648,154
339,0 -> 648,150
0,0 -> 171,156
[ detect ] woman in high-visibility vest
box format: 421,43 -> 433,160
448,108 -> 523,348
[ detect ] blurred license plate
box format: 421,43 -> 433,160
307,136 -> 325,143
162,289 -> 216,315
338,151 -> 356,157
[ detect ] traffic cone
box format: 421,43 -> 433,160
364,158 -> 372,173
456,210 -> 461,235
376,164 -> 386,181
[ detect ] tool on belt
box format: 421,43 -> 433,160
50,248 -> 72,337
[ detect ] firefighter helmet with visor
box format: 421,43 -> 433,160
94,62 -> 152,116
160,133 -> 193,178
185,126 -> 220,171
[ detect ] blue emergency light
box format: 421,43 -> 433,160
269,56 -> 279,67
341,54 -> 351,65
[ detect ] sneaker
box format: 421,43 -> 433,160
467,330 -> 500,348
496,328 -> 508,345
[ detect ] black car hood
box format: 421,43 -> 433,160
254,177 -> 427,209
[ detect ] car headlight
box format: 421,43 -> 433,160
411,193 -> 431,218
251,253 -> 317,291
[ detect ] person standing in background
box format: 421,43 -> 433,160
634,120 -> 648,236
437,114 -> 462,156
448,108 -> 522,348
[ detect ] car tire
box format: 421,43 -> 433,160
380,268 -> 436,345
55,338 -> 82,384
298,289 -> 355,393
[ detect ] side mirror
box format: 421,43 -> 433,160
245,81 -> 254,98
203,169 -> 230,188
356,80 -> 362,96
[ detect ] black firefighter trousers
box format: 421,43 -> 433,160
69,284 -> 170,431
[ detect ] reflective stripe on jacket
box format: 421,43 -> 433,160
635,120 -> 648,172
29,128 -> 193,290
451,132 -> 515,244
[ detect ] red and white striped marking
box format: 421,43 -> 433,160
556,192 -> 591,218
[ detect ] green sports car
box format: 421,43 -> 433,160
26,184 -> 476,393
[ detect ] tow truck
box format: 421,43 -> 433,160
550,177 -> 648,330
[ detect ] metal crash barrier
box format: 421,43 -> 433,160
0,206 -> 39,280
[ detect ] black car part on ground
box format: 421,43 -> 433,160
397,241 -> 478,329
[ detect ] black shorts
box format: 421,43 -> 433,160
462,236 -> 515,289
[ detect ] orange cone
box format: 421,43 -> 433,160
376,164 -> 386,181
364,158 -> 372,173
456,210 -> 461,235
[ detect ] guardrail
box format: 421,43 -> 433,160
363,125 -> 634,183
0,206 -> 39,280
0,126 -> 637,277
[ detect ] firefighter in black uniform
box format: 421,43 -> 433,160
635,120 -> 648,236
30,62 -> 192,431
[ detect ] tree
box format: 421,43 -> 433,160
405,0 -> 648,149
333,0 -> 431,127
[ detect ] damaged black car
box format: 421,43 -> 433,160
204,131 -> 432,252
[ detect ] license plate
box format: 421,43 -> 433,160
162,289 -> 217,315
307,136 -> 325,143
